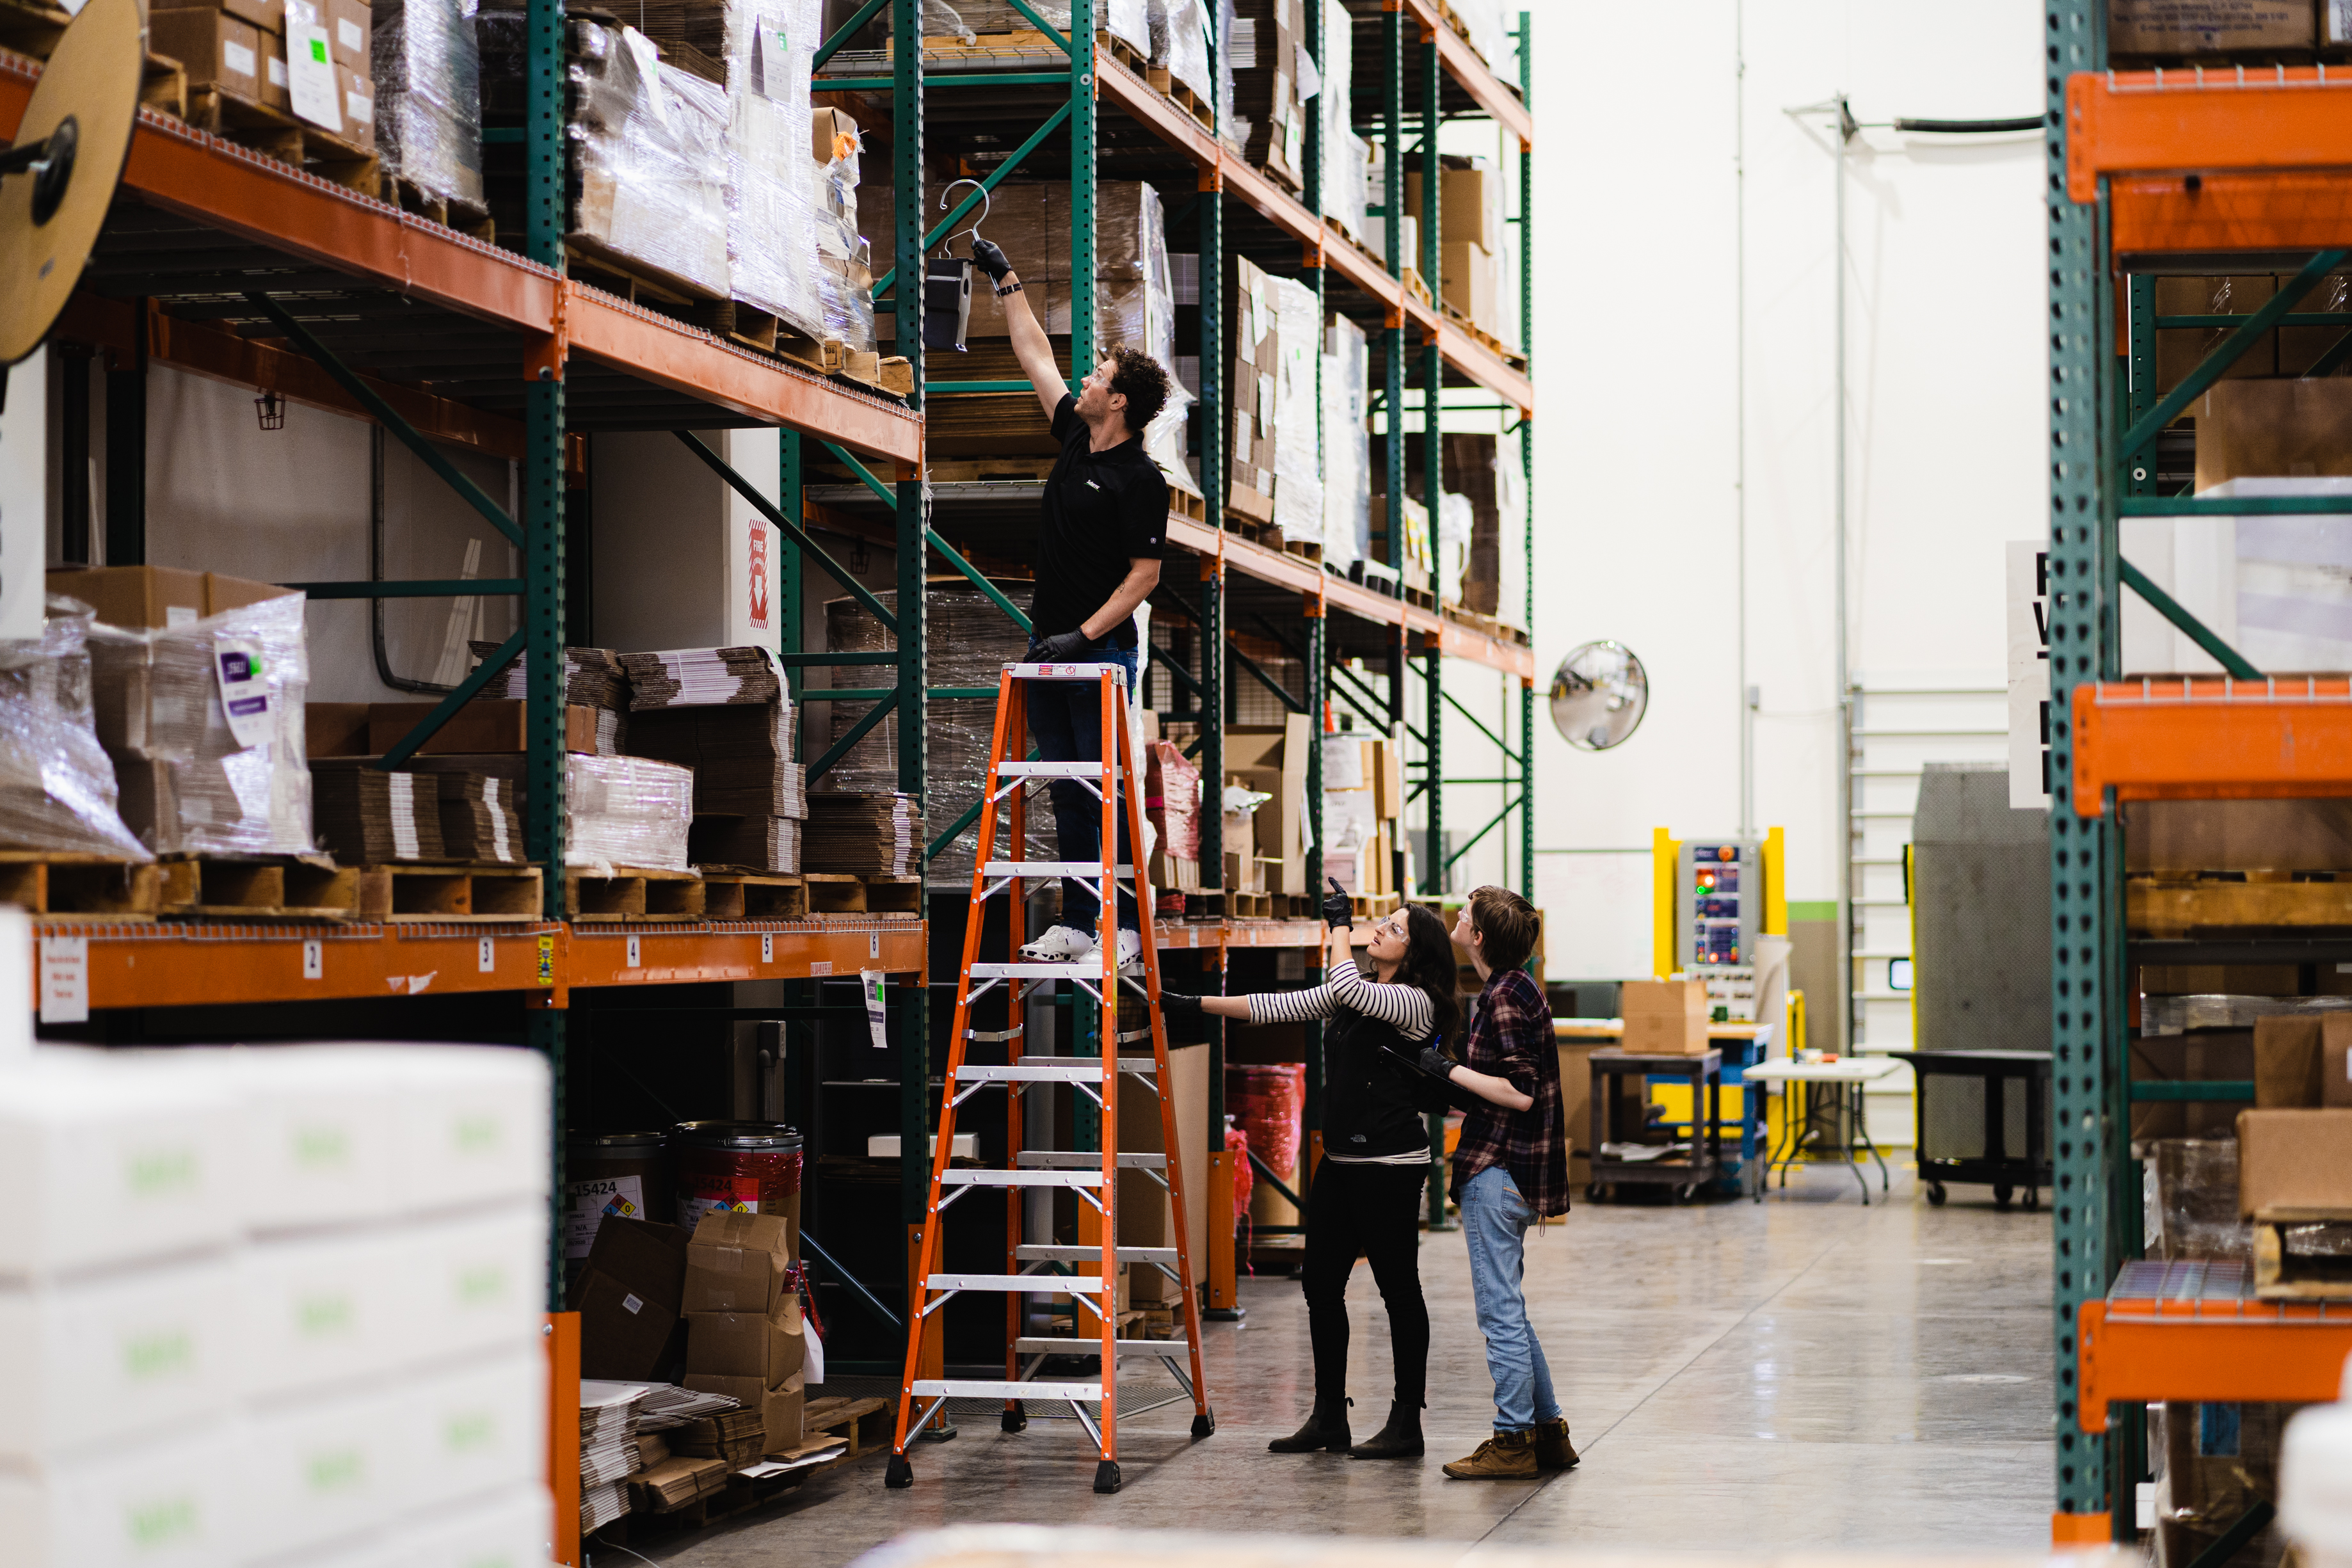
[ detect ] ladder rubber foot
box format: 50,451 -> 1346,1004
1003,1403 -> 1028,1433
1191,1407 -> 1215,1439
1093,1460 -> 1122,1494
886,1454 -> 915,1489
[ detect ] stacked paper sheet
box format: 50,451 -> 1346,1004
620,646 -> 785,709
436,771 -> 524,863
580,1381 -> 646,1488
469,643 -> 630,710
803,792 -> 918,877
309,762 -> 448,863
635,1382 -> 748,1431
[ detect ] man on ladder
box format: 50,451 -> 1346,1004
970,234 -> 1174,974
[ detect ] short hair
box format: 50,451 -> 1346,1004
1467,885 -> 1540,973
1107,347 -> 1171,435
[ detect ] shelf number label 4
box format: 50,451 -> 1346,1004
761,934 -> 774,964
478,937 -> 496,973
626,936 -> 641,968
302,940 -> 323,980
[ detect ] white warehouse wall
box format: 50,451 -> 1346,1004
1528,1 -> 2049,1012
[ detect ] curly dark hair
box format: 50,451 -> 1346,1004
1107,346 -> 1171,435
1393,902 -> 1464,1046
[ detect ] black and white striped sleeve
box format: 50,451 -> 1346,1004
1244,960 -> 1436,1041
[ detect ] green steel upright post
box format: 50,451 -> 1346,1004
1382,6 -> 1405,580
1070,0 -> 1098,381
895,0 -> 931,1229
1419,35 -> 1443,901
2046,0 -> 2124,1535
2125,275 -> 2156,497
1301,0 -> 1325,1146
524,0 -> 568,1308
1517,13 -> 1533,900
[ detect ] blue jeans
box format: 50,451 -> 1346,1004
1460,1162 -> 1561,1433
1024,638 -> 1141,933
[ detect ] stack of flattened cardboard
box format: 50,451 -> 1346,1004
680,1212 -> 807,1455
436,771 -> 525,862
632,1454 -> 729,1513
308,761 -> 449,863
625,701 -> 805,874
579,1380 -> 648,1532
566,754 -> 695,871
671,1407 -> 767,1469
472,642 -> 630,754
621,646 -> 785,709
803,792 -> 918,877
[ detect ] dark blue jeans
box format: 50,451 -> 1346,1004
1025,638 -> 1141,934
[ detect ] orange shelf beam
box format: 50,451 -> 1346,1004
2066,68 -> 2352,204
561,920 -> 929,989
2077,1297 -> 2352,1433
2110,170 -> 2352,259
2070,678 -> 2352,813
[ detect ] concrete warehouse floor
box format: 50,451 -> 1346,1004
646,1165 -> 2054,1567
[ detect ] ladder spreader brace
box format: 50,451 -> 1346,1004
887,662 -> 1215,1496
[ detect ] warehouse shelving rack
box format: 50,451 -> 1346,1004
2045,7 -> 2352,1544
778,0 -> 1535,1290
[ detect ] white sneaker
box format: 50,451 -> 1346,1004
1093,928 -> 1144,973
1020,924 -> 1094,961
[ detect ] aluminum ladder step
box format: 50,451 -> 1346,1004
1004,661 -> 1128,684
1018,1055 -> 1156,1074
970,961 -> 1126,981
981,862 -> 1138,880
1016,1151 -> 1166,1171
1013,1336 -> 1192,1357
1012,1244 -> 1178,1264
938,1169 -> 1102,1188
992,762 -> 1117,779
914,1379 -> 1103,1400
927,1273 -> 1117,1292
954,1064 -> 1133,1085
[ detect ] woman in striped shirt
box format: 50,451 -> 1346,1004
1165,896 -> 1533,1460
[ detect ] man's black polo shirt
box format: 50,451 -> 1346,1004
1031,393 -> 1168,647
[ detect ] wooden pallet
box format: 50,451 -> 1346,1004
1403,584 -> 1439,611
1441,602 -> 1531,646
1402,266 -> 1435,308
185,86 -> 378,196
1168,486 -> 1208,523
564,867 -> 707,922
699,872 -> 808,920
1349,890 -> 1401,918
804,873 -> 924,916
378,172 -> 495,242
1439,300 -> 1529,369
1281,537 -> 1324,565
1144,63 -> 1214,131
591,1396 -> 891,1545
351,863 -> 543,922
159,856 -> 365,920
0,853 -> 163,922
2253,1208 -> 2352,1300
566,240 -> 727,317
927,458 -> 1057,483
2128,876 -> 2352,938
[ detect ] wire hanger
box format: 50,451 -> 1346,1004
936,179 -> 992,256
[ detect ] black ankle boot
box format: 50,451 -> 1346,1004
1350,1400 -> 1425,1459
1267,1396 -> 1352,1453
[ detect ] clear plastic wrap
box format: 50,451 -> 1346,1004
725,0 -> 825,337
820,584 -> 1049,884
924,0 -> 1149,51
1437,489 -> 1474,603
564,754 -> 694,872
1133,181 -> 1197,496
1148,0 -> 1212,102
1226,0 -> 1305,183
803,793 -> 919,876
0,598 -> 153,860
1320,313 -> 1370,570
1444,0 -> 1511,74
2145,1139 -> 2254,1262
374,0 -> 486,209
1267,271 -> 1324,543
815,131 -> 877,352
568,23 -> 732,298
1319,1 -> 1366,238
88,591 -> 316,858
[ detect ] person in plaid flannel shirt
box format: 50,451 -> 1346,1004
1429,885 -> 1572,1480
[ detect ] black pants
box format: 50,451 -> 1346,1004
1023,637 -> 1139,932
1300,1158 -> 1430,1409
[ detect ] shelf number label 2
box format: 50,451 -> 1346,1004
302,940 -> 323,980
478,937 -> 496,974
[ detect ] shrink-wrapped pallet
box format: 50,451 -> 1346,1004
1224,0 -> 1309,186
1267,269 -> 1324,543
724,0 -> 824,337
815,120 -> 876,352
1226,253 -> 1319,537
919,0 -> 1148,52
566,754 -> 694,872
88,591 -> 316,858
0,599 -> 152,860
374,0 -> 486,209
568,22 -> 732,299
1322,313 -> 1370,570
1148,0 -> 1212,104
1318,0 -> 1368,243
820,584 -> 1048,884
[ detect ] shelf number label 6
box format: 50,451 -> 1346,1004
869,931 -> 881,959
302,940 -> 323,980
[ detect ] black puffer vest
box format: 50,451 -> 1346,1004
1320,1005 -> 1453,1159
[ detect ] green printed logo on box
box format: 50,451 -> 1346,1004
456,1263 -> 506,1305
122,1329 -> 194,1382
454,1114 -> 500,1154
444,1409 -> 495,1452
306,1448 -> 364,1494
292,1123 -> 350,1169
126,1144 -> 198,1197
124,1495 -> 199,1548
296,1292 -> 354,1338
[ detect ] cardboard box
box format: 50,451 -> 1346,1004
812,104 -> 858,163
2253,1014 -> 2352,1108
325,0 -> 368,68
366,700 -> 599,756
1227,714 -> 1311,868
147,10 -> 265,97
682,1211 -> 792,1314
49,564 -> 291,628
338,67 -> 374,153
2195,377 -> 2352,492
153,0 -> 288,34
2141,963 -> 2301,996
2110,0 -> 2313,56
259,25 -> 290,109
566,1217 -> 689,1380
1620,979 -> 1708,1055
2133,1032 -> 2256,1138
1439,238 -> 1500,327
307,701 -> 372,758
683,1300 -> 804,1384
2237,1108 -> 2352,1213
2129,801 -> 2352,875
681,1372 -> 806,1453
1371,740 -> 1404,821
1121,1041 -> 1211,1304
1404,164 -> 1501,254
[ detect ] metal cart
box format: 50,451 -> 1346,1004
1587,1048 -> 1722,1202
1885,1049 -> 2051,1210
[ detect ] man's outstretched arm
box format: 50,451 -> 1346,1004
973,239 -> 1068,421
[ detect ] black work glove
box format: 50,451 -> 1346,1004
1415,1046 -> 1455,1081
1032,630 -> 1091,661
1160,991 -> 1203,1018
970,237 -> 1012,284
1322,876 -> 1353,931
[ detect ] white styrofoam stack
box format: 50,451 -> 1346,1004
0,1043 -> 552,1568
2281,1359 -> 2352,1568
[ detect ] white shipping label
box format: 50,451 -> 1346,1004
285,14 -> 342,129
2006,540 -> 2051,809
862,968 -> 888,1049
268,54 -> 287,87
565,1174 -> 647,1258
223,38 -> 257,77
337,15 -> 363,51
347,89 -> 371,123
38,936 -> 87,1023
389,772 -> 419,859
624,29 -> 671,125
214,632 -> 273,749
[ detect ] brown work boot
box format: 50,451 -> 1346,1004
1533,1417 -> 1579,1471
1442,1427 -> 1538,1480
